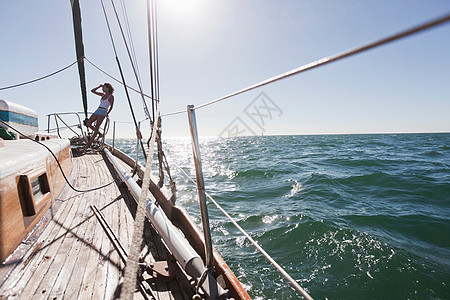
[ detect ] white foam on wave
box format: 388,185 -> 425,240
285,179 -> 304,198
262,215 -> 280,224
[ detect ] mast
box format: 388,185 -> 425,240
70,0 -> 88,121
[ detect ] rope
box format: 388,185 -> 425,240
0,60 -> 78,91
0,120 -> 115,193
120,104 -> 160,300
161,145 -> 177,202
160,13 -> 450,117
172,162 -> 314,300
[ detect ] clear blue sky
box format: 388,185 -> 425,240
1,0 -> 449,138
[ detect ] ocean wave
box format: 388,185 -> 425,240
343,214 -> 450,250
285,179 -> 304,198
115,133 -> 450,299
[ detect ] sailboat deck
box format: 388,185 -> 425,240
0,151 -> 191,299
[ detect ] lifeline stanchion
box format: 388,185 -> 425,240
187,105 -> 214,270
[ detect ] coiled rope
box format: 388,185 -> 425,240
161,13 -> 450,117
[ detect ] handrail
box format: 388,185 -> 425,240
56,114 -> 81,138
172,160 -> 314,299
46,112 -> 111,145
46,112 -> 86,139
161,13 -> 450,117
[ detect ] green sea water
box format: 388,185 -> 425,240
114,133 -> 450,299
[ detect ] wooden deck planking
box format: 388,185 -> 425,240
1,159 -> 83,294
2,160 -> 87,297
68,155 -> 112,299
90,154 -> 117,300
103,156 -> 123,300
79,156 -> 117,300
74,156 -> 107,298
37,159 -> 99,298
78,153 -> 122,300
0,151 -> 193,299
19,154 -> 90,298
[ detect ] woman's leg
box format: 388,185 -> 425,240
86,114 -> 99,132
86,115 -> 105,147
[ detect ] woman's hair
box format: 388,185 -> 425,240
104,83 -> 114,94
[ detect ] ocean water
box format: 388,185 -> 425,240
114,133 -> 450,299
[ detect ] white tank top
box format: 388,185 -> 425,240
99,95 -> 111,109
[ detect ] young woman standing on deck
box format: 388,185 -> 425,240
85,83 -> 114,148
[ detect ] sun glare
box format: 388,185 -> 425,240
161,0 -> 203,17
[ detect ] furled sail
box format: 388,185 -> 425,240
70,0 -> 88,120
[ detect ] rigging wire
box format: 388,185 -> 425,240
119,0 -> 153,122
160,13 -> 450,117
84,57 -> 156,102
0,119 -> 115,193
146,0 -> 156,122
99,0 -> 148,160
172,161 -> 313,300
109,0 -> 152,122
150,0 -> 161,119
145,0 -> 176,201
119,0 -> 142,87
0,59 -> 79,91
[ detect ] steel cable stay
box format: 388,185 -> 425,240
145,0 -> 177,206
147,0 -> 161,123
119,0 -> 142,92
0,55 -> 157,105
107,0 -> 174,194
161,12 -> 450,117
99,0 -> 175,193
109,0 -> 152,123
100,0 -> 177,298
171,160 -> 313,300
0,59 -> 80,91
99,0 -> 148,160
84,57 -> 156,103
